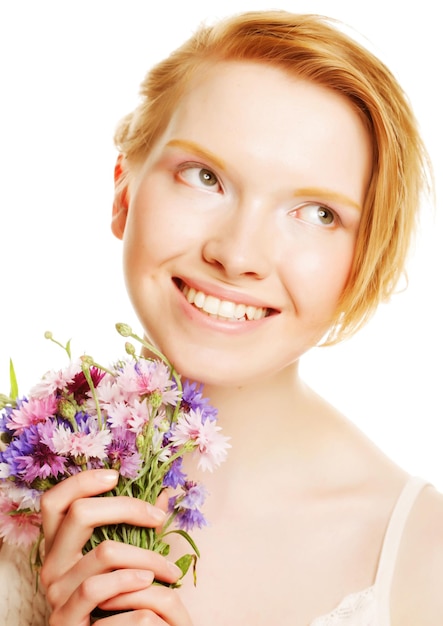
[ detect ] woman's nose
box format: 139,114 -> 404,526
201,200 -> 273,279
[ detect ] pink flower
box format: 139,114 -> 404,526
7,395 -> 58,434
115,361 -> 181,406
127,398 -> 152,434
171,409 -> 231,472
95,374 -> 126,407
2,484 -> 41,511
29,360 -> 82,398
105,400 -> 132,429
52,424 -> 112,459
0,494 -> 41,548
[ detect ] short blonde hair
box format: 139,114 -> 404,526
115,11 -> 431,343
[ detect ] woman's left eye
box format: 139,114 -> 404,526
292,202 -> 337,227
177,165 -> 222,192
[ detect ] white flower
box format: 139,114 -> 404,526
0,463 -> 11,479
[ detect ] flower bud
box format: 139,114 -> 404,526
44,331 -> 53,340
32,477 -> 56,491
0,394 -> 12,409
58,398 -> 77,420
183,440 -> 197,453
125,342 -> 136,356
159,418 -> 170,433
116,323 -> 132,337
1,430 -> 13,445
73,454 -> 87,466
149,390 -> 163,410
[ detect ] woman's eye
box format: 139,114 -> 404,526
177,166 -> 221,192
293,203 -> 337,226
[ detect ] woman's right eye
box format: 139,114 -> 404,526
176,165 -> 222,192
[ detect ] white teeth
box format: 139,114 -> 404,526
218,300 -> 237,318
202,295 -> 221,315
234,303 -> 246,318
245,305 -> 256,320
180,283 -> 267,321
186,287 -> 196,304
193,291 -> 206,309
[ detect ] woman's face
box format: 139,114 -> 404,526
116,62 -> 372,386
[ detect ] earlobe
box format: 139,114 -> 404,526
111,154 -> 129,240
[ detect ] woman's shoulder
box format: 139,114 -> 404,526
391,481 -> 443,625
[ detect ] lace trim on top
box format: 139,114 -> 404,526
310,585 -> 375,626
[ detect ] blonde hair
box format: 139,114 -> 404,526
115,10 -> 431,344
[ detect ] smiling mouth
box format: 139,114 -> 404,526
175,279 -> 275,321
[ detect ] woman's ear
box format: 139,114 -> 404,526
111,154 -> 129,240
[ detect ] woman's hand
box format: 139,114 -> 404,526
40,469 -> 193,625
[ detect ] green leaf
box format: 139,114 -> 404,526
65,339 -> 72,359
175,553 -> 194,578
9,359 -> 19,400
162,529 -> 201,558
175,553 -> 199,586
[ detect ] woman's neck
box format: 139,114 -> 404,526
199,361 -> 327,470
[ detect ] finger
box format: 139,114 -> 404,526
100,585 -> 193,626
92,610 -> 165,626
48,569 -> 154,626
41,469 -> 119,550
155,488 -> 172,514
46,541 -> 182,610
44,496 -> 167,578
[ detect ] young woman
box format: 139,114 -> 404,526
2,10 -> 442,626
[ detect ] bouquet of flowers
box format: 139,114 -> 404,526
0,323 -> 230,588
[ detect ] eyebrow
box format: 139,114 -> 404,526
166,139 -> 226,171
167,140 -> 362,211
294,187 -> 362,211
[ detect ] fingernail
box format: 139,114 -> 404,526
98,470 -> 119,483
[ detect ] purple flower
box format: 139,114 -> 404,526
169,481 -> 208,532
107,427 -> 141,478
173,507 -> 207,533
163,457 -> 187,488
180,482 -> 208,510
4,423 -> 67,485
181,380 -> 218,422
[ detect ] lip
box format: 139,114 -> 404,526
172,277 -> 279,329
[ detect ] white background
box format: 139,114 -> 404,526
0,1 -> 441,488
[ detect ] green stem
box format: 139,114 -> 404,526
81,362 -> 103,429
